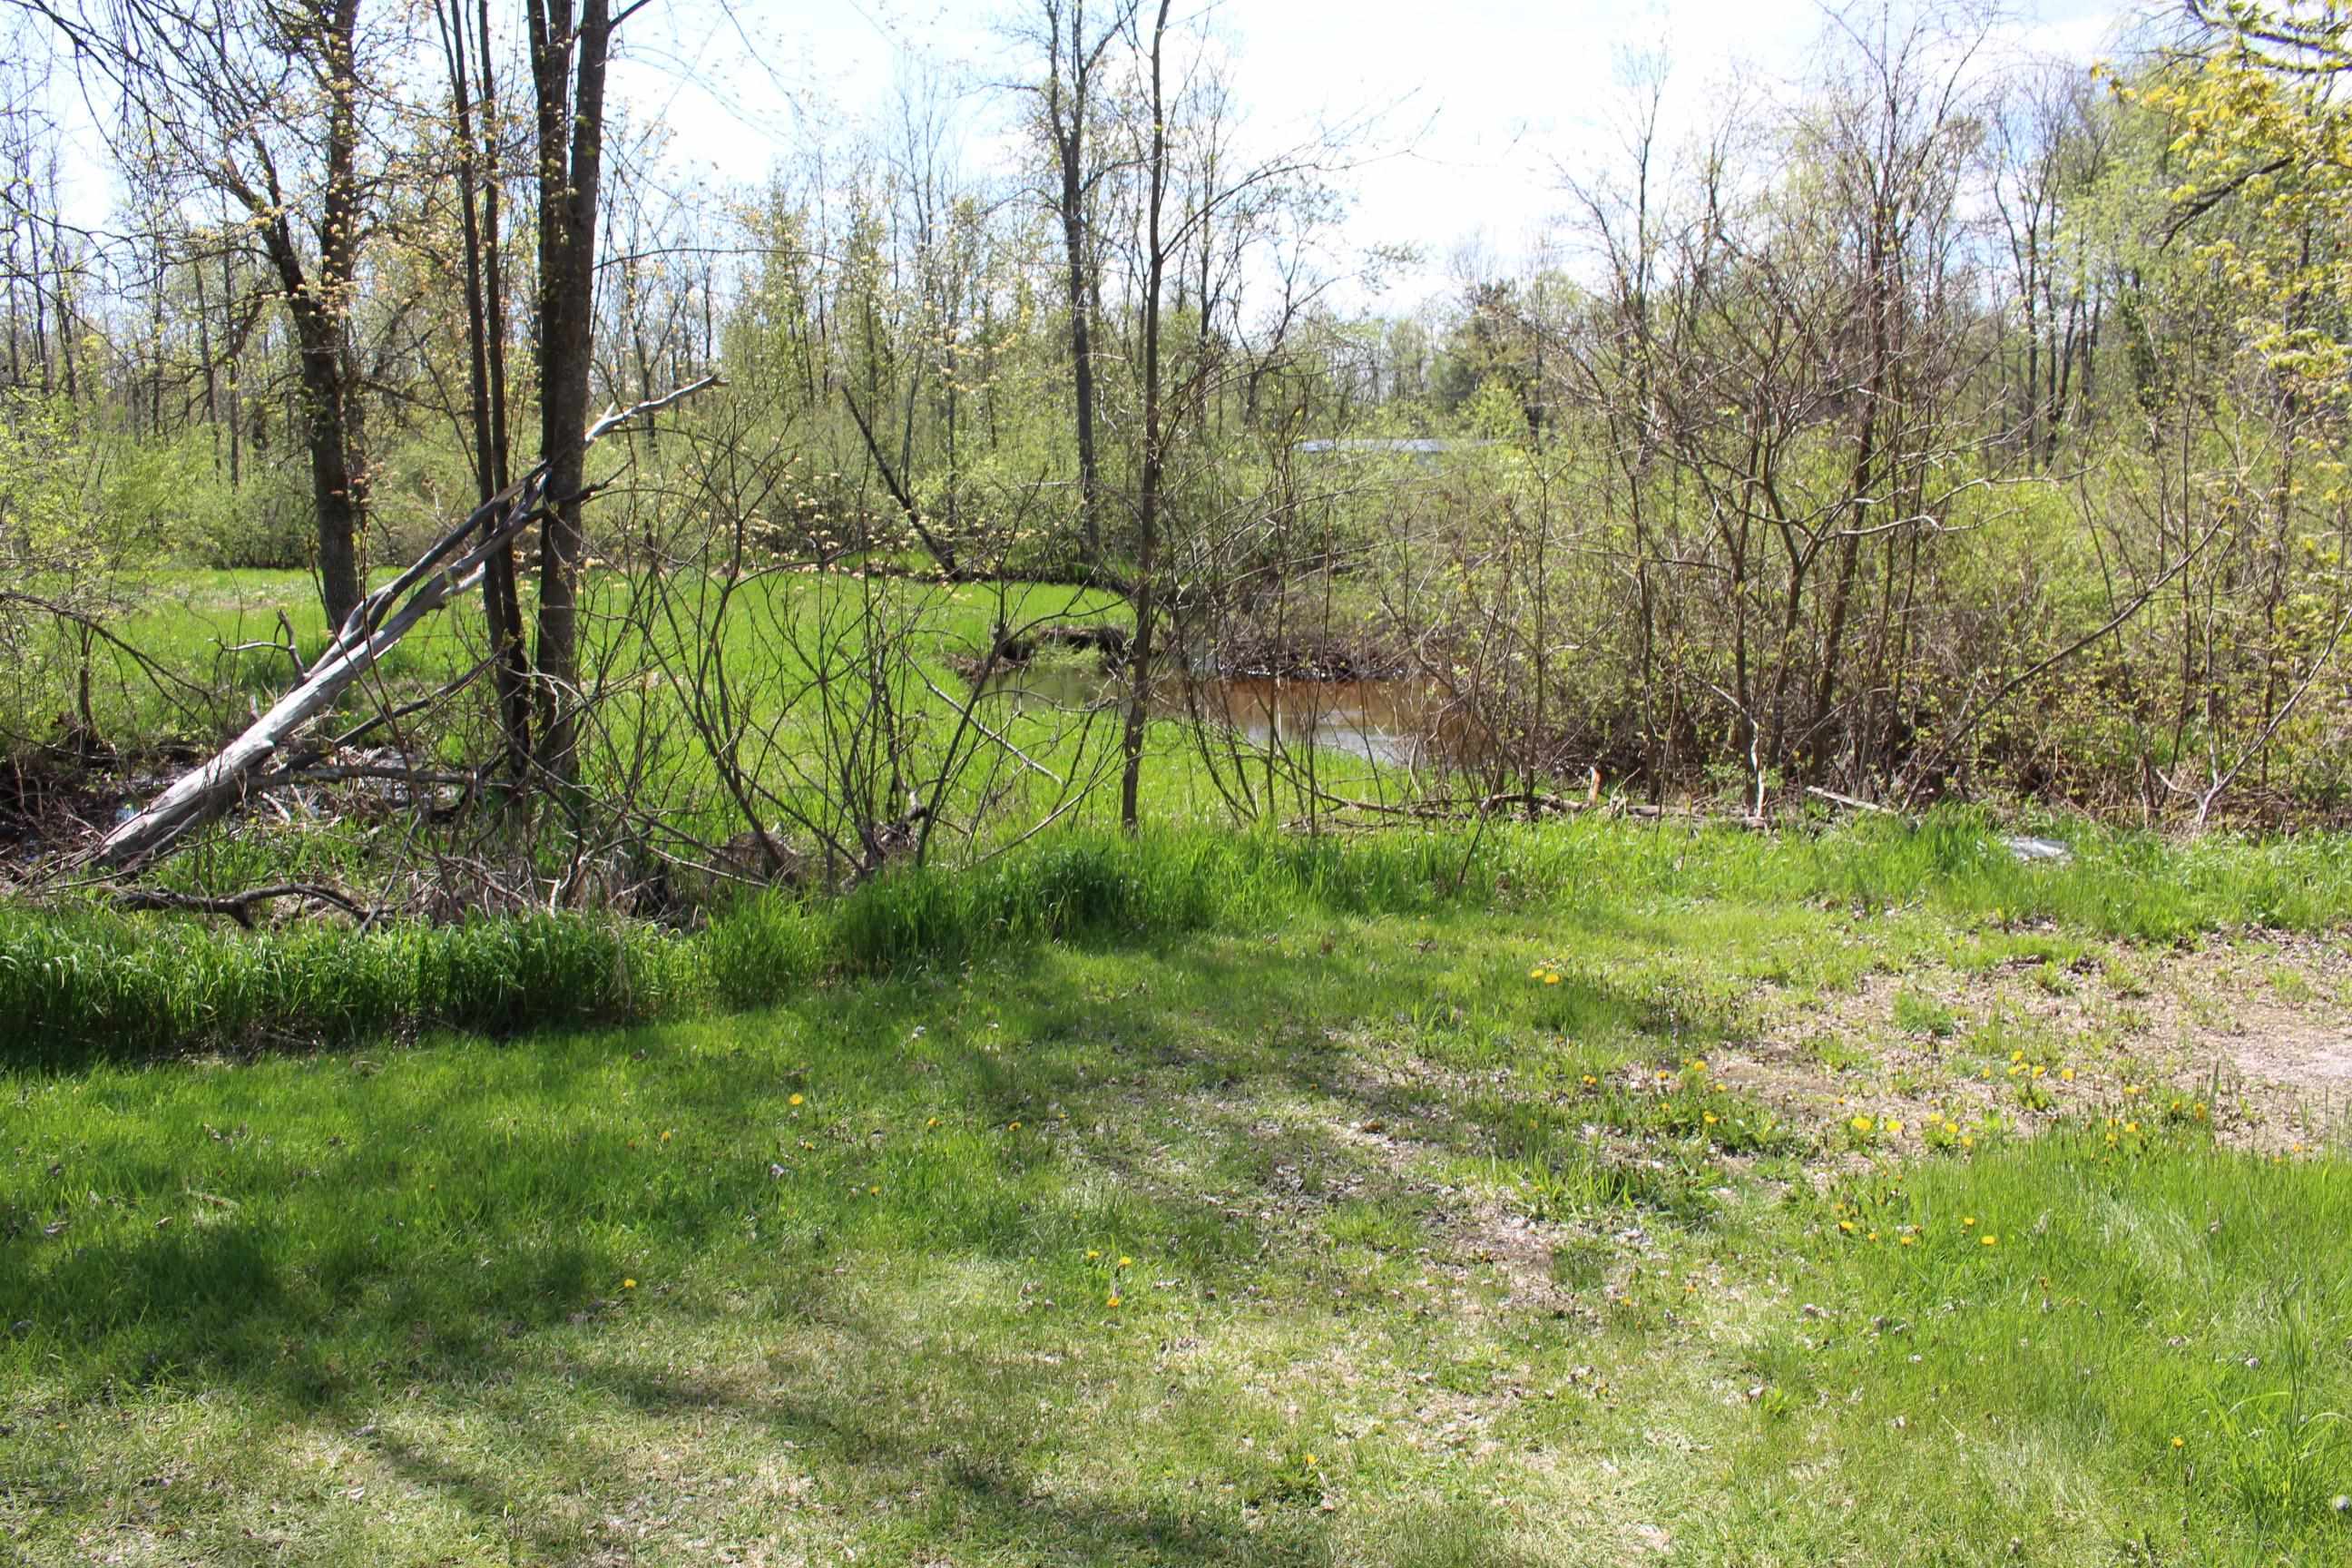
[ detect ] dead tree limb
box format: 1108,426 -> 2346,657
89,376 -> 720,872
113,882 -> 374,927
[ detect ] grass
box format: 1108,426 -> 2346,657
21,806 -> 2352,1068
4,818 -> 2351,1563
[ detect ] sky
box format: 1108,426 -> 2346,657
607,0 -> 2145,305
21,0 -> 2148,309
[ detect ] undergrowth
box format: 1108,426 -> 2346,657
10,807 -> 2352,1068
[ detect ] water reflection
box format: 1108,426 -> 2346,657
975,663 -> 1437,769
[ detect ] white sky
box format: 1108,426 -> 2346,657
24,0 -> 2143,309
609,0 -> 2141,305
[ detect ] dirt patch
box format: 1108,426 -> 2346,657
1714,931 -> 2352,1152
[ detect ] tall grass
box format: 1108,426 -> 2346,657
14,808 -> 2352,1067
0,907 -> 688,1068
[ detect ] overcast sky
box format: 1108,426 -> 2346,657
607,0 -> 2141,304
21,0 -> 2145,308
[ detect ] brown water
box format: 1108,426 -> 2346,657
975,664 -> 1440,769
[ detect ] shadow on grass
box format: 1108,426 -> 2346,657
2,905 -> 1765,1558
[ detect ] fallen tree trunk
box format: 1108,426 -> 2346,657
91,376 -> 719,872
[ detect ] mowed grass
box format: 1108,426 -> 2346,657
5,831 -> 2351,1564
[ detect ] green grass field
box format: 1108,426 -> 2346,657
5,818 -> 2350,1565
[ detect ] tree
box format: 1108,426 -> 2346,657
1014,0 -> 1135,567
525,0 -> 616,786
19,0 -> 385,630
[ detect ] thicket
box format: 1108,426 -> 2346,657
5,4 -> 2352,925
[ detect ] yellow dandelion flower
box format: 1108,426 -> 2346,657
1544,973 -> 1562,985
1898,1234 -> 1916,1247
2061,1067 -> 2075,1082
1528,966 -> 1545,980
1087,1249 -> 1101,1260
1962,1216 -> 1976,1228
622,1278 -> 637,1289
1106,1293 -> 1122,1308
789,1093 -> 805,1106
1981,1235 -> 1998,1247
2171,1436 -> 2184,1449
1118,1256 -> 1133,1269
1886,1119 -> 1904,1135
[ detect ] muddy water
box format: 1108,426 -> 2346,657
975,664 -> 1441,769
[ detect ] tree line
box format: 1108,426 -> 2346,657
1,1 -> 2350,891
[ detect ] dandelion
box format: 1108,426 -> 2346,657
1009,1121 -> 1022,1131
1886,1120 -> 1904,1135
1118,1256 -> 1133,1269
2171,1436 -> 2185,1450
868,1185 -> 880,1196
926,1116 -> 940,1127
1544,974 -> 1562,985
1528,966 -> 1545,980
1980,1235 -> 1998,1248
1898,1234 -> 1916,1247
2061,1067 -> 2075,1082
1851,1115 -> 1876,1135
1106,1293 -> 1122,1308
1703,1112 -> 1720,1126
1087,1250 -> 1101,1260
622,1278 -> 637,1289
1962,1216 -> 1977,1228
789,1093 -> 805,1106
1582,1074 -> 1598,1087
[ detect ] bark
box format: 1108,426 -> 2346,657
528,0 -> 615,785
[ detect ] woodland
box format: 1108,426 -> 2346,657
0,0 -> 2348,926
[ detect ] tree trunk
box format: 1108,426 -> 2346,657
529,0 -> 614,787
1119,1 -> 1174,832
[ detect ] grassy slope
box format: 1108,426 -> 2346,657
5,825 -> 2350,1565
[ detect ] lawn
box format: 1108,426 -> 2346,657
5,823 -> 2349,1565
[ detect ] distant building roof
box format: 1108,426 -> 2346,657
1292,438 -> 1494,455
